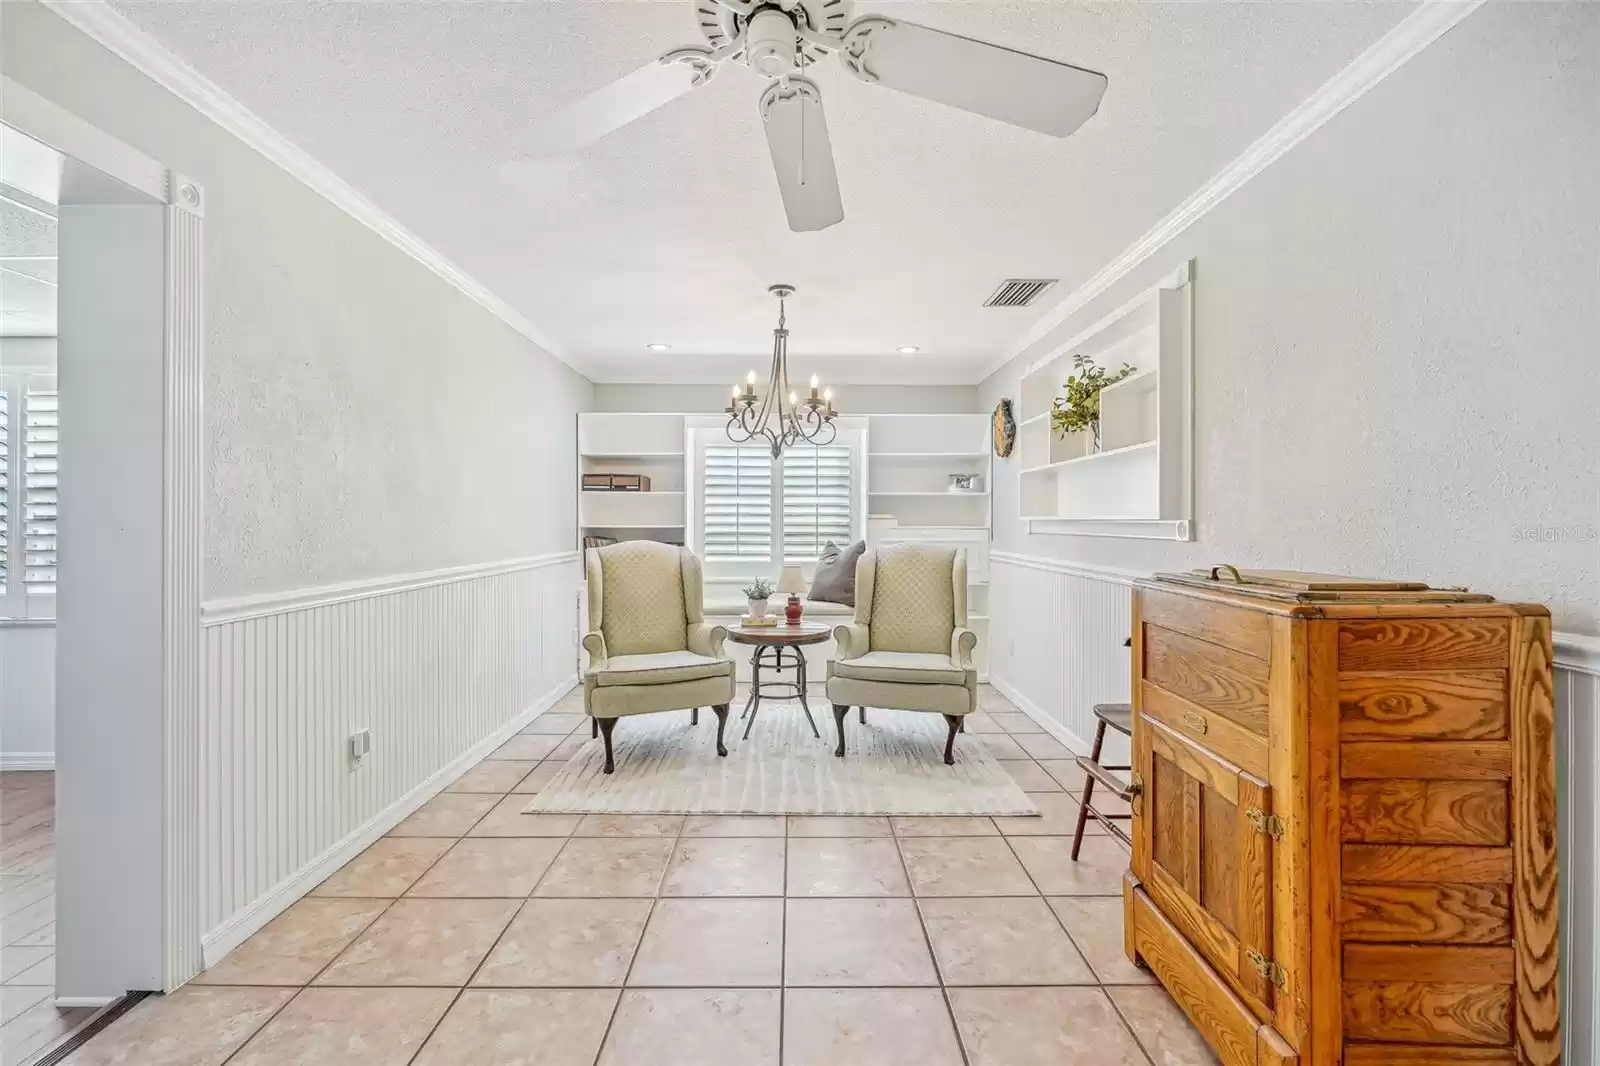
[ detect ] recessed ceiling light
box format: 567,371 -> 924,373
646,343 -> 671,351
896,345 -> 920,355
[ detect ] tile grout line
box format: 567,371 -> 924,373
586,810 -> 686,1066
778,823 -> 788,1066
889,822 -> 972,1066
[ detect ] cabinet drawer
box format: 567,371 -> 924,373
1130,885 -> 1296,1066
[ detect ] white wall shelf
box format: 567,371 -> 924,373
1015,263 -> 1193,540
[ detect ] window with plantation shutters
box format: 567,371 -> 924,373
693,427 -> 861,576
782,445 -> 852,561
0,371 -> 56,618
22,386 -> 57,592
702,445 -> 773,563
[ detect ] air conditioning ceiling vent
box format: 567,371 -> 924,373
982,278 -> 1058,308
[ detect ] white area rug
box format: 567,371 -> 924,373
524,704 -> 1039,817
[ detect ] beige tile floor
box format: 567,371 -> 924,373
62,685 -> 1219,1066
1,771 -> 101,1065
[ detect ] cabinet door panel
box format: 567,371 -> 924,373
1136,715 -> 1276,1015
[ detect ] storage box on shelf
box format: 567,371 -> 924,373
1017,263 -> 1192,540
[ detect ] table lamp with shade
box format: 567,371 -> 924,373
777,565 -> 807,625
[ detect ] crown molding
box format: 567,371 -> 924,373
981,0 -> 1488,382
39,0 -> 585,377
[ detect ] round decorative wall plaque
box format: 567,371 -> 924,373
991,399 -> 1016,458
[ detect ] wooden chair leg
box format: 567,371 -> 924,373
598,718 -> 618,774
832,704 -> 850,758
942,714 -> 962,765
712,705 -> 729,757
1071,719 -> 1107,861
859,706 -> 867,724
691,707 -> 699,726
591,717 -> 599,739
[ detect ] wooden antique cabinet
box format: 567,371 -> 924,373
1123,569 -> 1561,1066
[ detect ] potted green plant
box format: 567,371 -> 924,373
1051,353 -> 1137,453
744,577 -> 776,620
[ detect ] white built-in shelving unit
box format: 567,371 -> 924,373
576,413 -> 688,544
1016,261 -> 1194,540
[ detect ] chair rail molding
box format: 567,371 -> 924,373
199,551 -> 582,625
983,0 -> 1489,379
38,0 -> 582,376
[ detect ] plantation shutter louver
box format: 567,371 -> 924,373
782,445 -> 852,561
702,445 -> 773,563
22,386 -> 57,591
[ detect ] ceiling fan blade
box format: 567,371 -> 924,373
840,17 -> 1107,138
760,77 -> 844,233
529,47 -> 720,155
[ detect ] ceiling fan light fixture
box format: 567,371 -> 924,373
745,8 -> 799,78
646,342 -> 671,351
896,345 -> 920,354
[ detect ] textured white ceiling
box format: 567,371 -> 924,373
107,0 -> 1416,382
0,202 -> 57,337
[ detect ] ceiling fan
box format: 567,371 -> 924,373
523,0 -> 1108,232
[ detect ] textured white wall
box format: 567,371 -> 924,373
0,337 -> 58,368
979,2 -> 1599,636
590,382 -> 979,414
1,1 -> 593,601
0,625 -> 54,765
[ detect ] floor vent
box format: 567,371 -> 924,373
983,278 -> 1058,308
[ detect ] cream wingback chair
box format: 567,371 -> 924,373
583,542 -> 735,773
825,544 -> 979,764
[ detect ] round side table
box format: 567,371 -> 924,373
725,621 -> 831,740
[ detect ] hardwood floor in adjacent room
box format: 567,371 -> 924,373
1,770 -> 99,1065
51,686 -> 1220,1065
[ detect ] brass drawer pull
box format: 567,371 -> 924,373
1180,710 -> 1208,735
1127,772 -> 1144,816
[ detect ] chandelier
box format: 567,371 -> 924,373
726,284 -> 838,457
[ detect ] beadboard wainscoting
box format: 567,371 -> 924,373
988,551 -> 1599,1061
189,552 -> 581,970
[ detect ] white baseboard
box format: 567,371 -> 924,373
197,674 -> 577,969
988,675 -> 1094,758
0,753 -> 56,772
53,996 -> 116,1009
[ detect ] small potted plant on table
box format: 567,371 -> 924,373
744,578 -> 776,624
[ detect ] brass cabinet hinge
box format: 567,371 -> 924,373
1245,949 -> 1287,989
1127,772 -> 1144,816
1245,807 -> 1285,840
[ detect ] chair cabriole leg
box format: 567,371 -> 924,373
859,706 -> 866,725
942,714 -> 961,765
832,703 -> 849,758
691,707 -> 699,725
599,717 -> 618,774
591,717 -> 599,739
712,704 -> 729,757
